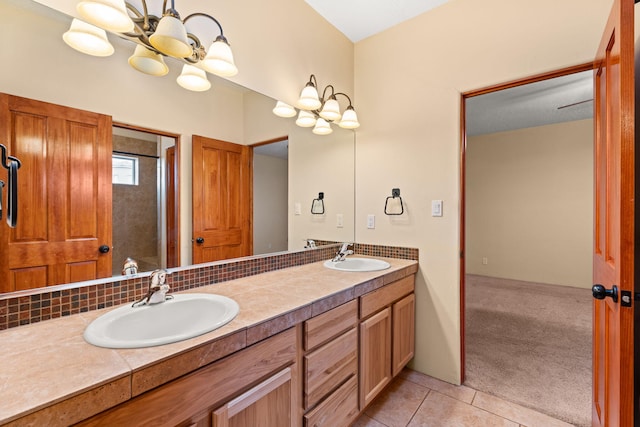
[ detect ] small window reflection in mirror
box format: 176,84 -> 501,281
112,154 -> 139,185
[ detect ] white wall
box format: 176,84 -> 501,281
354,0 -> 611,383
288,126 -> 355,249
253,153 -> 288,254
466,120 -> 594,289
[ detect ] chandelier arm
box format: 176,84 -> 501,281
185,33 -> 204,61
320,85 -> 335,103
334,92 -> 354,107
139,0 -> 149,29
183,12 -> 225,38
123,2 -> 155,41
308,74 -> 317,88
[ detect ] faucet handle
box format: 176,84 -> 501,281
149,269 -> 169,288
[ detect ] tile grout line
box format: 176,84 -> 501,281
404,388 -> 432,427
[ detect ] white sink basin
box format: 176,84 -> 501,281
323,257 -> 391,272
84,293 -> 239,349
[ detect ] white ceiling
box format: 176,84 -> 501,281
304,0 -> 450,42
466,70 -> 593,136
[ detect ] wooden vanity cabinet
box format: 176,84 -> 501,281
302,299 -> 359,427
359,275 -> 415,409
78,328 -> 299,427
71,269 -> 416,426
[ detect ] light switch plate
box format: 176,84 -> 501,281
432,200 -> 443,217
337,213 -> 344,228
367,214 -> 375,229
294,202 -> 301,215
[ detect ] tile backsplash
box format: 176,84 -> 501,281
0,243 -> 418,331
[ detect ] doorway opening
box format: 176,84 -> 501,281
251,137 -> 289,255
460,64 -> 594,426
111,124 -> 180,275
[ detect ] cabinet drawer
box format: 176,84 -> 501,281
304,328 -> 357,409
304,299 -> 358,351
360,275 -> 414,319
304,375 -> 359,427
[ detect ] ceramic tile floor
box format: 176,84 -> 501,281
353,369 -> 576,427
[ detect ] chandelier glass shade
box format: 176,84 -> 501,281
63,19 -> 115,57
295,110 -> 317,128
272,101 -> 297,118
176,64 -> 211,91
312,118 -> 332,135
77,0 -> 133,33
148,14 -> 192,58
128,45 -> 169,76
64,0 -> 238,91
273,74 -> 360,134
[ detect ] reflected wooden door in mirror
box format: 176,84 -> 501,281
192,135 -> 252,264
0,94 -> 112,293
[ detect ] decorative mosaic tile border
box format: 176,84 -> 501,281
0,243 -> 418,331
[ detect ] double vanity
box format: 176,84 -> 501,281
0,255 -> 417,426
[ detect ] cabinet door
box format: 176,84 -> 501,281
392,293 -> 415,376
213,368 -> 293,427
359,307 -> 391,409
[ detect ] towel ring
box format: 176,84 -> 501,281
311,192 -> 325,215
384,188 -> 404,215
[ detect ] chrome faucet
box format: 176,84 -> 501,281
122,257 -> 138,276
332,243 -> 354,262
305,239 -> 317,249
132,269 -> 171,307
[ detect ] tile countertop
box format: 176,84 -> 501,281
0,257 -> 418,426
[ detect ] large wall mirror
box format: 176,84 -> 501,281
0,0 -> 355,295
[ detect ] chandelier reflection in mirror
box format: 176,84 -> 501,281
62,0 -> 238,92
272,75 -> 360,135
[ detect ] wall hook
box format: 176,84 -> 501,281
311,192 -> 325,214
384,188 -> 404,215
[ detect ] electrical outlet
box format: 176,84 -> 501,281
294,202 -> 301,215
337,213 -> 344,228
482,257 -> 488,265
367,214 -> 375,229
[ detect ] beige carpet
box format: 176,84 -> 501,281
464,275 -> 592,427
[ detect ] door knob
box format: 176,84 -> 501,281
592,284 -> 618,303
196,237 -> 205,244
98,245 -> 110,254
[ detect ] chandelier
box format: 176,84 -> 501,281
62,0 -> 238,92
272,75 -> 360,135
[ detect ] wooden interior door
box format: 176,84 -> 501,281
592,0 -> 635,424
0,94 -> 112,292
192,135 -> 252,264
